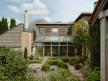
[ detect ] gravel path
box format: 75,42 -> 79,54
68,64 -> 85,81
28,57 -> 48,73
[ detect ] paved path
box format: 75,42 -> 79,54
68,64 -> 85,81
28,57 -> 48,73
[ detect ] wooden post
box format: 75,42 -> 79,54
51,42 -> 52,57
99,10 -> 108,81
43,44 -> 45,57
67,42 -> 68,56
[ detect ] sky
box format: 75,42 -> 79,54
0,0 -> 97,24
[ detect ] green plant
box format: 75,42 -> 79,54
69,57 -> 79,65
0,48 -> 27,81
42,63 -> 50,72
59,69 -> 71,78
85,70 -> 100,81
27,60 -> 41,64
24,47 -> 27,60
66,74 -> 80,81
28,55 -> 33,60
60,57 -> 70,63
75,63 -> 83,70
48,60 -> 59,65
49,57 -> 58,60
57,60 -> 68,69
89,22 -> 100,68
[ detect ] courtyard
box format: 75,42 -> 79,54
1,0 -> 108,81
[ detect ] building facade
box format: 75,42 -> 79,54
35,23 -> 74,56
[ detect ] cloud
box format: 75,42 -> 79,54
5,0 -> 30,4
43,17 -> 51,22
8,0 -> 49,16
8,5 -> 21,15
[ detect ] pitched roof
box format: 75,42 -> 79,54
0,23 -> 24,48
90,0 -> 108,25
74,13 -> 91,22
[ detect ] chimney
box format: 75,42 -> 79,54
24,10 -> 29,31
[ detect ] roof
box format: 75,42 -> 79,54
0,24 -> 24,48
90,0 -> 108,25
36,23 -> 71,27
36,23 -> 71,36
33,19 -> 48,24
74,13 -> 91,22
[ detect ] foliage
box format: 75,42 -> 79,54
69,56 -> 79,65
48,60 -> 59,65
49,57 -> 58,60
57,60 -> 68,69
35,47 -> 43,57
24,47 -> 28,60
28,55 -> 33,60
59,69 -> 71,78
75,63 -> 83,70
25,68 -> 80,81
10,19 -> 16,29
27,55 -> 41,64
27,60 -> 41,64
66,74 -> 80,81
72,19 -> 89,57
60,57 -> 70,63
0,47 -> 27,81
85,70 -> 100,81
79,56 -> 91,66
0,17 -> 8,34
42,63 -> 50,72
89,22 -> 100,68
72,19 -> 89,46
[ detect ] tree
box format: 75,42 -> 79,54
24,47 -> 28,60
10,19 -> 16,29
72,19 -> 89,57
0,17 -> 8,34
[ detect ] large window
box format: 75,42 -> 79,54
51,28 -> 58,36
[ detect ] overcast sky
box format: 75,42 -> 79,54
0,0 -> 97,23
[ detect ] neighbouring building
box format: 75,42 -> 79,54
0,11 -> 75,56
35,23 -> 74,56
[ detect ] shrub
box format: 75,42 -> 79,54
48,60 -> 58,65
42,63 -> 50,72
75,63 -> 83,70
60,57 -> 70,63
48,71 -> 65,81
49,57 -> 58,60
27,60 -> 41,64
0,49 -> 27,81
59,69 -> 71,78
66,74 -> 80,81
85,70 -> 100,81
28,55 -> 33,60
69,57 -> 79,65
24,47 -> 27,60
57,60 -> 68,69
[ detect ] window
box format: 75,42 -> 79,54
51,28 -> 58,36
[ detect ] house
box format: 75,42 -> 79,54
35,23 -> 74,56
0,11 -> 75,56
